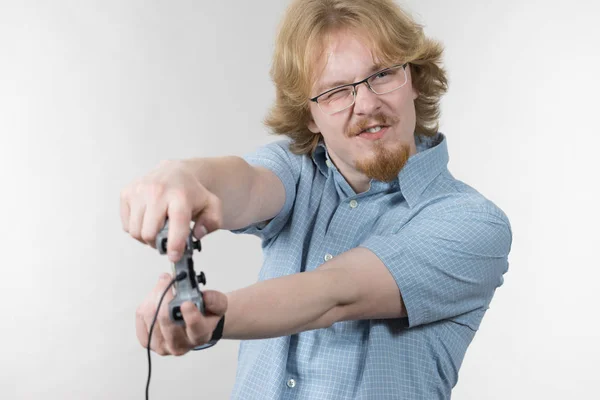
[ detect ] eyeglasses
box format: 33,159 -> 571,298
310,63 -> 409,115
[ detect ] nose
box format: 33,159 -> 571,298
352,82 -> 381,115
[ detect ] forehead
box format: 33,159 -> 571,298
311,30 -> 381,93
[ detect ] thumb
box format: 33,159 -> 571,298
193,192 -> 222,238
202,290 -> 228,316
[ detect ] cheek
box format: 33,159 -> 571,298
318,115 -> 345,137
397,92 -> 416,115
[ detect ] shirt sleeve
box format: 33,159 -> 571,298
360,203 -> 512,330
229,139 -> 301,243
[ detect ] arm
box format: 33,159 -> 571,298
184,156 -> 285,231
137,207 -> 510,354
222,247 -> 404,340
120,153 -> 286,260
222,205 -> 511,339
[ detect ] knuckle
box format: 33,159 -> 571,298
133,180 -> 147,195
169,187 -> 188,202
147,182 -> 166,198
158,272 -> 171,282
172,346 -> 189,357
221,294 -> 228,311
120,187 -> 130,202
157,304 -> 173,324
131,232 -> 143,242
155,346 -> 168,356
122,181 -> 139,198
211,193 -> 222,209
190,330 -> 211,347
140,308 -> 154,324
157,311 -> 171,326
129,223 -> 141,239
184,313 -> 202,330
165,341 -> 185,356
169,192 -> 192,214
135,305 -> 145,319
188,331 -> 207,348
213,200 -> 223,228
141,230 -> 156,244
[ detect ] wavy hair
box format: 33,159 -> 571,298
263,0 -> 448,155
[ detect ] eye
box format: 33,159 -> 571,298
321,88 -> 353,102
374,70 -> 392,79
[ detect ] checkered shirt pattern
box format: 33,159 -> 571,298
229,133 -> 512,399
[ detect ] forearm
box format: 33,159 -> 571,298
222,268 -> 346,340
183,156 -> 271,230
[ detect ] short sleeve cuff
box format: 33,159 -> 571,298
229,155 -> 297,242
360,236 -> 428,328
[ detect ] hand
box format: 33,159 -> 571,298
120,159 -> 223,262
136,273 -> 228,356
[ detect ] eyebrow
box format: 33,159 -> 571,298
316,63 -> 385,94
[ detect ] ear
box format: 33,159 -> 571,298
307,117 -> 320,133
412,86 -> 419,100
407,64 -> 419,100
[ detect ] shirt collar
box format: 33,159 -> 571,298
312,141 -> 332,177
398,132 -> 448,208
311,132 -> 449,207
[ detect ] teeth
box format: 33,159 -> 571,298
366,126 -> 382,133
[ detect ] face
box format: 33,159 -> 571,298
307,30 -> 419,185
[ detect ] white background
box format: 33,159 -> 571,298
1,0 -> 599,398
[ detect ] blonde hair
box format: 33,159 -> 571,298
264,0 -> 448,155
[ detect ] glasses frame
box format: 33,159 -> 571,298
309,63 -> 409,115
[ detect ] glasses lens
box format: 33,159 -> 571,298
318,87 -> 355,114
368,65 -> 407,94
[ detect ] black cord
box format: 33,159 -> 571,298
146,271 -> 187,400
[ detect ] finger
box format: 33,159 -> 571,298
193,192 -> 223,238
181,300 -> 213,347
192,224 -> 208,241
137,306 -> 167,354
166,197 -> 192,262
140,201 -> 168,249
136,308 -> 149,347
142,273 -> 173,354
139,303 -> 168,356
128,199 -> 147,244
120,187 -> 131,232
148,319 -> 168,356
156,276 -> 192,356
202,290 -> 228,317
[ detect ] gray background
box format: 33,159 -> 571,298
1,0 -> 599,398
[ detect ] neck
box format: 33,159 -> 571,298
327,155 -> 372,194
328,140 -> 418,194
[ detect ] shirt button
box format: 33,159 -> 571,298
349,199 -> 358,208
287,378 -> 296,388
324,253 -> 333,261
325,159 -> 332,168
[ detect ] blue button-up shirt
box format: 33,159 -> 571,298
230,133 -> 512,399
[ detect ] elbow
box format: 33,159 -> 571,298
306,306 -> 344,331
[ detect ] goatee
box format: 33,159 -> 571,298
355,141 -> 411,182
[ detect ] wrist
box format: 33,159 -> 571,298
192,315 -> 225,351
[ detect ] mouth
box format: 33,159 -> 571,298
356,125 -> 389,140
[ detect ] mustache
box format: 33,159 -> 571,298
347,113 -> 398,137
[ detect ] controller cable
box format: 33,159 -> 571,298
145,270 -> 225,399
146,271 -> 187,400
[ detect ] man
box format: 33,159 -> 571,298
121,0 -> 512,398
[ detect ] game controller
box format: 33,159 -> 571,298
155,220 -> 207,324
